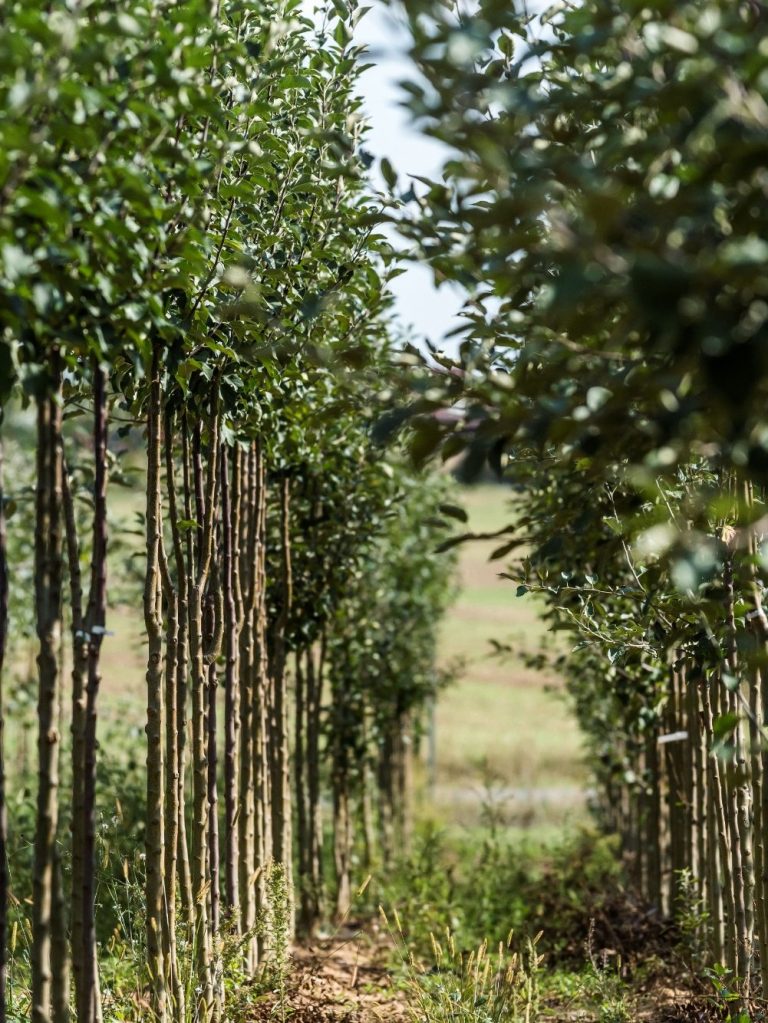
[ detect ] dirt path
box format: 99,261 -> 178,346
244,928 -> 716,1023
249,927 -> 409,1022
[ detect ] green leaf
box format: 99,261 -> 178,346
438,503 -> 468,523
713,713 -> 739,741
380,158 -> 398,190
490,539 -> 519,560
175,519 -> 200,532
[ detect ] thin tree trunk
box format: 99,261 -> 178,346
395,712 -> 413,853
79,362 -> 108,1023
723,547 -> 752,988
703,675 -> 738,974
760,660 -> 768,995
377,734 -> 394,868
203,541 -> 224,961
333,775 -> 351,921
705,747 -> 724,963
690,671 -> 714,958
188,420 -> 211,1000
50,836 -> 69,1023
188,404 -> 219,1019
0,428 -> 7,1023
178,423 -> 195,928
752,525 -> 768,995
743,481 -> 766,997
294,649 -> 309,932
645,728 -> 662,911
252,447 -> 270,955
306,637 -> 326,926
743,482 -> 768,996
359,753 -> 375,872
269,477 -> 293,927
237,446 -> 257,968
162,586 -> 182,1014
51,611 -> 69,1023
62,461 -> 87,1021
734,713 -> 754,992
206,652 -> 222,1017
32,371 -> 65,1023
330,645 -> 353,922
222,446 -> 240,918
144,345 -> 167,1023
207,657 -> 220,937
50,569 -> 69,1023
665,663 -> 686,913
748,657 -> 763,992
162,410 -> 186,1017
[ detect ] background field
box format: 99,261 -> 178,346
429,483 -> 588,836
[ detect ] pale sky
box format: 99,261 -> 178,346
354,5 -> 468,353
352,1 -> 548,353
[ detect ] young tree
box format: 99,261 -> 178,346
390,0 -> 768,999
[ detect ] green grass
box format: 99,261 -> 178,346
431,483 -> 588,833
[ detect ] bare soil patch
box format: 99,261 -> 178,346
248,926 -> 408,1022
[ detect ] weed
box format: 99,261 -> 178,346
583,919 -> 632,1023
386,906 -> 543,1023
262,862 -> 293,1020
704,963 -> 752,1023
674,868 -> 711,978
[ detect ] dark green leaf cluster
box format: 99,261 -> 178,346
393,0 -> 768,477
392,0 -> 768,885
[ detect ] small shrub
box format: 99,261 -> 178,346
704,963 -> 753,1023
